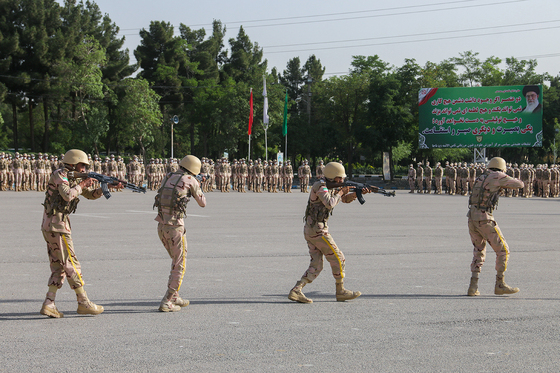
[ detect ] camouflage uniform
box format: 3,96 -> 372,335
407,164 -> 416,193
40,165 -> 105,317
416,163 -> 424,193
289,179 -> 361,303
424,162 -> 432,194
467,167 -> 523,295
12,152 -> 24,191
154,167 -> 206,311
284,161 -> 293,193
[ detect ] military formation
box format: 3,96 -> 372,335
408,161 -> 560,198
3,146 -> 529,318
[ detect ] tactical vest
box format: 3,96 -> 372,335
468,172 -> 500,212
304,183 -> 333,226
42,176 -> 80,217
153,171 -> 191,220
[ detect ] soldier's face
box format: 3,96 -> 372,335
76,163 -> 87,172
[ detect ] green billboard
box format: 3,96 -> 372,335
418,85 -> 543,149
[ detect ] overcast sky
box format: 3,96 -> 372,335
71,0 -> 560,79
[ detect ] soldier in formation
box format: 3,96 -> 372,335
466,157 -> 523,297
40,149 -> 123,318
288,162 -> 372,304
153,155 -> 206,312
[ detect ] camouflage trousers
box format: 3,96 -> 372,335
42,230 -> 84,290
468,219 -> 509,273
301,228 -> 345,283
157,223 -> 187,295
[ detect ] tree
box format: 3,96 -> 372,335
222,26 -> 267,84
451,50 -> 482,87
53,36 -> 107,154
315,72 -> 370,174
114,78 -> 162,159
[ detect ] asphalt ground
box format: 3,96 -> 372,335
1,187 -> 559,372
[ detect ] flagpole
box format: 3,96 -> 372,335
262,75 -> 269,163
283,88 -> 288,164
248,88 -> 253,161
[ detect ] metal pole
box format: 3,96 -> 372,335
248,135 -> 251,161
265,129 -> 268,162
171,122 -> 173,159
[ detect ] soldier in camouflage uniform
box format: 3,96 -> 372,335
424,161 -> 432,194
434,162 -> 443,194
407,164 -> 416,193
288,162 -> 371,304
154,155 -> 206,312
117,156 -> 126,181
467,157 -> 523,297
0,153 -> 7,190
12,152 -> 24,192
416,163 -> 424,193
40,149 -> 121,318
316,160 -> 325,179
239,159 -> 248,192
284,160 -> 293,192
271,160 -> 279,193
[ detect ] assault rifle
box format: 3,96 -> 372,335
325,180 -> 396,204
68,171 -> 146,199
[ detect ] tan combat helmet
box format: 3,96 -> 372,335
323,162 -> 346,180
63,149 -> 89,165
487,157 -> 507,172
179,155 -> 201,175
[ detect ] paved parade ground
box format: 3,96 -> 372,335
1,188 -> 560,372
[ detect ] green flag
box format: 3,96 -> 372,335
282,90 -> 288,136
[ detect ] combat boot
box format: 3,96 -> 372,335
159,298 -> 181,312
467,277 -> 480,296
335,280 -> 361,302
75,288 -> 104,315
77,300 -> 104,315
40,304 -> 64,318
495,274 -> 519,295
288,280 -> 313,304
40,289 -> 64,318
171,295 -> 190,308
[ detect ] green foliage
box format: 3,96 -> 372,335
2,2 -> 560,169
114,78 -> 162,158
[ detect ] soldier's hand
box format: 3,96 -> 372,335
79,178 -> 94,189
340,186 -> 351,195
113,182 -> 124,190
362,187 -> 372,194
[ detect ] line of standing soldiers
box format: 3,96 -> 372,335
0,152 -> 65,192
408,160 -> 560,198
194,158 -> 324,193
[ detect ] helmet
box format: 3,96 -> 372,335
179,155 -> 201,175
487,157 -> 506,172
323,162 -> 346,180
63,149 -> 89,165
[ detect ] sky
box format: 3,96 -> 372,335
70,0 -> 560,79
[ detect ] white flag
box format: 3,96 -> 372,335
263,75 -> 269,127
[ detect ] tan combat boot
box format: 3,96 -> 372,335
335,280 -> 361,302
40,304 -> 64,318
159,291 -> 182,312
171,294 -> 190,308
76,288 -> 104,315
288,280 -> 313,304
495,274 -> 520,295
159,298 -> 181,312
40,289 -> 64,318
467,277 -> 480,296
